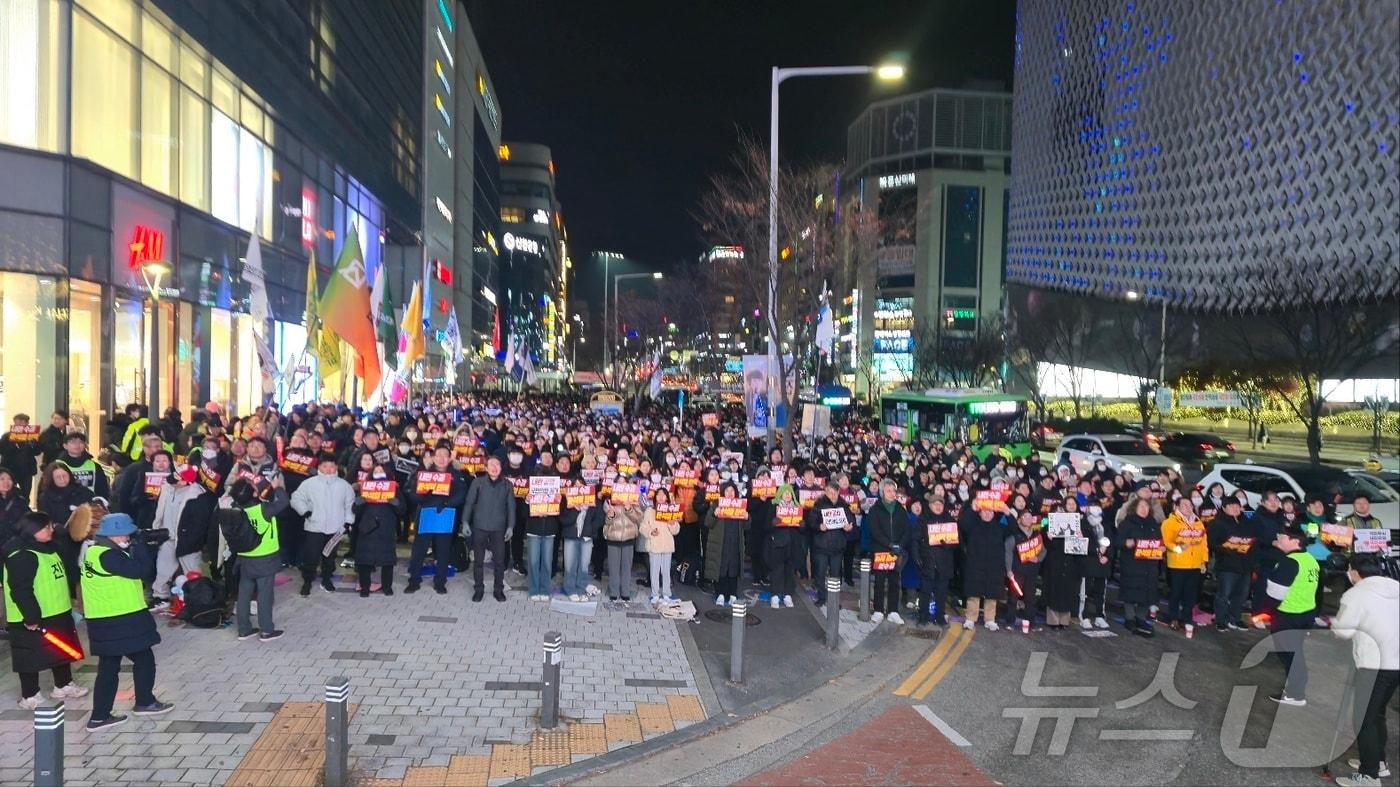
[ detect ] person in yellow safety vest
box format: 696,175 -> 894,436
1261,521 -> 1320,707
226,478 -> 290,643
4,512 -> 89,709
80,513 -> 173,731
115,403 -> 151,464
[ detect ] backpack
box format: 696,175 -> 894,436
218,508 -> 261,554
177,577 -> 227,628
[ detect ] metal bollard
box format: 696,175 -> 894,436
825,577 -> 842,650
858,559 -> 872,622
34,701 -> 64,787
324,677 -> 350,787
541,631 -> 563,729
730,601 -> 747,684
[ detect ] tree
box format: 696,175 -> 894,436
1016,296 -> 1099,418
1107,307 -> 1189,432
696,135 -> 876,457
1232,277 -> 1399,464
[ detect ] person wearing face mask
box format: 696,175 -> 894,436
1160,497 -> 1208,631
148,462 -> 205,606
503,444 -> 530,575
81,513 -> 171,731
5,512 -> 89,710
351,462 -> 403,597
912,497 -> 955,626
290,456 -> 357,596
865,480 -> 909,625
406,445 -> 469,595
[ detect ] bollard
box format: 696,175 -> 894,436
541,631 -> 563,729
324,677 -> 350,787
33,701 -> 63,787
825,577 -> 842,650
858,559 -> 872,622
730,601 -> 747,684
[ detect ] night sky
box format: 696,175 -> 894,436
469,0 -> 1017,302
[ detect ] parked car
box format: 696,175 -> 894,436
1056,434 -> 1181,476
1122,423 -> 1167,451
1029,422 -> 1062,449
1198,462 -> 1399,539
1158,432 -> 1236,466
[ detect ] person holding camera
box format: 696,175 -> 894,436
5,512 -> 88,709
223,478 -> 289,642
81,513 -> 172,731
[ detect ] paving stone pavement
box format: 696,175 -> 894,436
0,566 -> 702,785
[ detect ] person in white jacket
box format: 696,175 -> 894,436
290,456 -> 356,596
149,466 -> 205,605
1331,552 -> 1399,787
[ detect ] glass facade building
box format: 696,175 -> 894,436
1007,0 -> 1399,310
0,0 -> 424,429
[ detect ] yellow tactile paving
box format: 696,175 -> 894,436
635,703 -> 675,736
444,753 -> 490,787
488,743 -> 534,779
567,721 -> 609,755
666,693 -> 706,722
603,711 -> 643,744
529,729 -> 573,766
227,700 -> 358,787
400,765 -> 448,786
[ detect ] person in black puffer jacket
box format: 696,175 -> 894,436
36,463 -> 94,598
912,497 -> 957,626
352,462 -> 403,597
865,480 -> 909,624
806,479 -> 854,609
1209,497 -> 1257,631
959,504 -> 1010,630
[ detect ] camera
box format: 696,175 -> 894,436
138,528 -> 171,547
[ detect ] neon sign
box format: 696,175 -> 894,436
128,225 -> 166,270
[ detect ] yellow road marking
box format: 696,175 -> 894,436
893,626 -> 965,696
910,625 -> 976,699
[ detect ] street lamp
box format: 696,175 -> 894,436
767,62 -> 904,452
1125,289 -> 1169,430
139,259 -> 171,410
570,313 -> 585,374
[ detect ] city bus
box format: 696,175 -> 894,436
879,388 -> 1033,461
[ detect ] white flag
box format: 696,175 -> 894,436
245,223 -> 269,329
443,306 -> 463,365
504,332 -> 517,375
649,351 -> 663,399
815,302 -> 834,356
252,330 -> 280,395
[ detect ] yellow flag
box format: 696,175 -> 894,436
401,280 -> 425,368
317,322 -> 342,378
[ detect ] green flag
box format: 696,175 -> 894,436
374,264 -> 398,371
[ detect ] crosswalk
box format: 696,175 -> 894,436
893,625 -> 975,700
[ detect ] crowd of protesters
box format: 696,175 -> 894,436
0,393 -> 1395,776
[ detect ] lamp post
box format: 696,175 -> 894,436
570,314 -> 585,375
613,271 -> 663,383
1125,289 -> 1168,430
767,63 -> 904,453
140,259 -> 171,412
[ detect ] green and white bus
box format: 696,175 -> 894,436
879,388 -> 1033,461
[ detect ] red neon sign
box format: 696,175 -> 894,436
128,225 -> 166,270
301,186 -> 317,248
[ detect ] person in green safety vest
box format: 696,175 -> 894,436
81,513 -> 172,732
55,432 -> 110,500
4,512 -> 88,709
1261,520 -> 1320,707
225,478 -> 290,643
113,403 -> 151,466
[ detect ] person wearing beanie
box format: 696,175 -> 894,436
81,513 -> 171,731
4,512 -> 88,709
225,478 -> 290,642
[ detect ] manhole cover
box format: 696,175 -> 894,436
702,609 -> 761,626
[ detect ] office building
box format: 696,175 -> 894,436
498,141 -> 567,369
1006,0 -> 1399,310
843,87 -> 1014,389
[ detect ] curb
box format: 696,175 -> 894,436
511,622 -> 899,786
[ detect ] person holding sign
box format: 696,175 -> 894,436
765,485 -> 803,609
524,453 -> 563,601
960,501 -> 1010,631
865,480 -> 909,625
1161,497 -> 1208,631
405,445 -> 468,595
1209,496 -> 1256,631
1042,501 -> 1088,630
147,460 -> 203,606
351,462 -> 403,597
913,497 -> 956,627
806,480 -> 854,611
704,482 -> 747,606
602,493 -> 644,603
1117,498 -> 1165,637
0,414 -> 43,501
1009,511 -> 1046,630
639,487 -> 680,604
289,456 -> 357,596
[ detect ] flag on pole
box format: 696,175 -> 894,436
648,351 -> 663,399
303,250 -> 342,379
245,223 -> 269,328
443,306 -> 463,366
504,332 -> 520,381
815,301 -> 835,356
521,340 -> 538,387
400,279 -> 425,368
253,330 -> 280,395
317,225 -> 380,395
302,251 -> 320,335
371,263 -> 397,372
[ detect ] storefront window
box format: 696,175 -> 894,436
140,58 -> 176,196
179,86 -> 209,210
68,281 -> 103,429
235,314 -> 260,417
78,0 -> 135,41
210,109 -> 239,226
112,296 -> 147,408
209,308 -> 232,409
177,301 -> 196,415
0,273 -> 60,427
72,10 -> 138,179
0,0 -> 64,152
152,300 -> 175,413
275,321 -> 313,406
